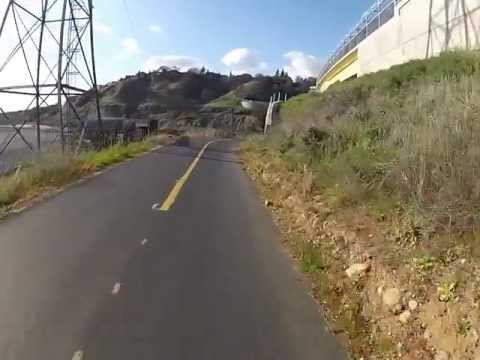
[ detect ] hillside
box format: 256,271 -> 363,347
242,51 -> 480,359
7,69 -> 314,134
206,74 -> 313,109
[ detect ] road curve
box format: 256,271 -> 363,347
0,136 -> 346,360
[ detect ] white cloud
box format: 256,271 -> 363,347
121,36 -> 140,55
143,55 -> 202,72
148,24 -> 163,34
283,51 -> 323,79
221,48 -> 267,74
95,21 -> 113,36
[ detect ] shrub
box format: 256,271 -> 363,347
271,51 -> 480,234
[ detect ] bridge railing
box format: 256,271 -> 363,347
319,0 -> 397,81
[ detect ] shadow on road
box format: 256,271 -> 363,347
154,137 -> 243,165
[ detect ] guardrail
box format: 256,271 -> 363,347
319,0 -> 397,80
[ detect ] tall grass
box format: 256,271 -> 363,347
78,138 -> 156,170
0,155 -> 82,207
268,51 -> 480,236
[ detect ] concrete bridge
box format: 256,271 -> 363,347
317,0 -> 480,91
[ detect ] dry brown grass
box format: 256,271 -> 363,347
242,139 -> 480,359
271,65 -> 480,238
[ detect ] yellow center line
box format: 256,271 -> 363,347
156,140 -> 219,212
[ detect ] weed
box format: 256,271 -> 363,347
437,281 -> 458,302
457,317 -> 472,337
299,242 -> 325,273
438,245 -> 469,266
412,255 -> 437,281
78,138 -> 157,170
367,196 -> 401,221
279,134 -> 295,154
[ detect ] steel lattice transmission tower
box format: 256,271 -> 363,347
0,0 -> 103,155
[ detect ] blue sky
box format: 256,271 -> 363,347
0,0 -> 375,110
93,0 -> 374,83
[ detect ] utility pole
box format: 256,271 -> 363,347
0,0 -> 103,158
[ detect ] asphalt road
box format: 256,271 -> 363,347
0,136 -> 346,360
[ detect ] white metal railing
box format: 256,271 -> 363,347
319,0 -> 397,80
264,93 -> 287,134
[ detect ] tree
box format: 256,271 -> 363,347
275,69 -> 280,77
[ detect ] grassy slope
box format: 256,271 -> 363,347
278,50 -> 480,236
205,91 -> 242,109
205,79 -> 265,109
205,76 -> 292,109
242,51 -> 480,358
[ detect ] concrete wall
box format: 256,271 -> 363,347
319,0 -> 480,91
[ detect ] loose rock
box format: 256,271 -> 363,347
392,304 -> 403,315
345,263 -> 370,278
383,288 -> 401,308
408,300 -> 418,311
398,310 -> 411,324
434,350 -> 450,360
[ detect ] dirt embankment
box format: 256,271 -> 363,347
242,143 -> 480,360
